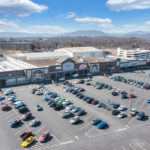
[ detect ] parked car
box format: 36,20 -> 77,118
118,106 -> 127,111
20,130 -> 32,141
1,104 -> 11,111
70,116 -> 80,124
32,88 -> 38,94
97,121 -> 107,129
136,112 -> 145,120
76,109 -> 85,116
14,101 -> 24,109
21,112 -> 32,121
112,103 -> 120,109
4,89 -> 14,96
10,120 -> 22,128
112,110 -> 120,115
130,108 -> 137,116
62,111 -> 73,118
36,105 -> 43,111
21,136 -> 35,148
18,106 -> 29,114
72,107 -> 81,113
117,112 -> 126,119
92,100 -> 99,105
30,120 -> 40,127
146,99 -> 150,103
39,132 -> 49,143
35,90 -> 43,95
0,96 -> 5,100
54,103 -> 63,110
91,118 -> 101,125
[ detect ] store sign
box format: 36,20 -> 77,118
63,62 -> 74,71
56,66 -> 62,70
79,64 -> 87,69
120,61 -> 147,68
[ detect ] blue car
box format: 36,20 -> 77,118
146,99 -> 150,103
97,121 -> 107,129
43,96 -> 49,101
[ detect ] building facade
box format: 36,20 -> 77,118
117,48 -> 150,60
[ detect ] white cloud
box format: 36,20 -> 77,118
107,0 -> 150,11
75,17 -> 113,28
75,17 -> 112,24
59,12 -> 76,19
0,0 -> 48,16
28,25 -> 65,34
146,21 -> 150,25
123,24 -> 136,28
0,19 -> 18,28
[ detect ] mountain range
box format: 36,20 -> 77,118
0,30 -> 150,40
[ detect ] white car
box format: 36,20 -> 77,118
70,116 -> 80,124
117,112 -> 126,119
118,106 -> 127,111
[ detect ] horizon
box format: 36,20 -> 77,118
0,0 -> 150,35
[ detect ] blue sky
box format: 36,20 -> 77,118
0,0 -> 150,34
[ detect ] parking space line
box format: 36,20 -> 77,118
128,144 -> 136,150
4,113 -> 16,120
13,126 -> 27,136
135,141 -> 147,150
34,126 -> 46,134
121,146 -> 127,150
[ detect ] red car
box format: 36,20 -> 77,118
39,132 -> 49,142
78,88 -> 84,92
129,94 -> 135,98
21,112 -> 32,121
1,105 -> 11,111
92,100 -> 99,105
20,130 -> 32,141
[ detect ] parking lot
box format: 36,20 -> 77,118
0,70 -> 150,150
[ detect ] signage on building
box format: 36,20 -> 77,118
63,62 -> 74,71
56,66 -> 62,70
120,61 -> 146,68
79,64 -> 87,69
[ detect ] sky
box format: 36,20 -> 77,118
1,0 -> 150,34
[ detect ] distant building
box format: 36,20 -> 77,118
117,48 -> 150,60
55,47 -> 104,58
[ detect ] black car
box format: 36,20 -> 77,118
49,101 -> 56,107
83,96 -> 89,101
113,104 -> 120,109
10,120 -> 22,128
76,93 -> 81,97
32,88 -> 38,94
77,109 -> 85,116
54,103 -> 63,110
79,94 -> 84,99
86,97 -> 94,103
112,110 -> 120,115
18,106 -> 29,114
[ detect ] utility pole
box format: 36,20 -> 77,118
129,88 -> 133,118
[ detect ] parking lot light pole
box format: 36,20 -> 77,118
129,88 -> 133,118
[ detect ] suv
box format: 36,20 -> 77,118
136,112 -> 145,120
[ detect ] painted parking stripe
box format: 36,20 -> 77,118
13,126 -> 27,136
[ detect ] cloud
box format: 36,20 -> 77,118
28,25 -> 65,34
59,12 -> 76,19
123,24 -> 136,28
75,17 -> 113,28
146,21 -> 150,25
106,0 -> 150,11
0,19 -> 18,28
0,0 -> 48,16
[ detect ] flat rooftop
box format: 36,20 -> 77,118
56,47 -> 102,53
0,59 -> 37,72
10,52 -> 69,60
23,56 -> 109,67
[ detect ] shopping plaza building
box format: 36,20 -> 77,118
0,47 -> 149,87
